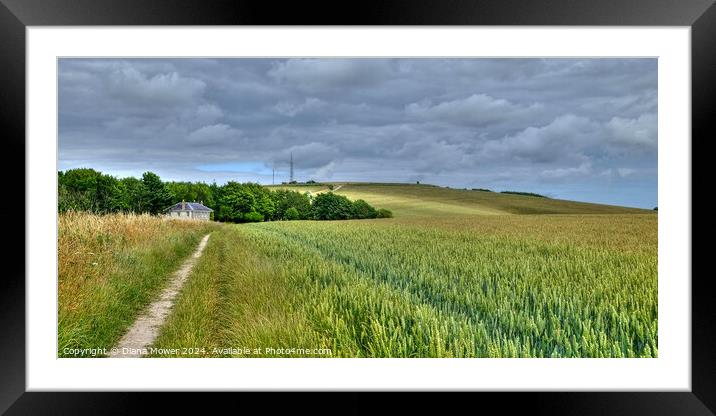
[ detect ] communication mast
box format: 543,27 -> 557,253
290,152 -> 294,183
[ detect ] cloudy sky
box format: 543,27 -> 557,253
59,58 -> 657,208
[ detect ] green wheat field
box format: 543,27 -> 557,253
59,183 -> 657,358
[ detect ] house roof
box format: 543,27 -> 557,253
165,202 -> 214,212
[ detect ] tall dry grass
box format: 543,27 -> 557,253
58,211 -> 218,356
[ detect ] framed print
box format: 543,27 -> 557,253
2,0 -> 712,414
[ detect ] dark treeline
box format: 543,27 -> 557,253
500,191 -> 548,198
58,168 -> 392,223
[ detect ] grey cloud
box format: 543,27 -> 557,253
607,113 -> 658,149
268,59 -> 393,93
406,93 -> 545,127
273,97 -> 326,117
481,112 -> 656,166
187,124 -> 241,146
192,104 -> 224,125
617,168 -> 637,177
59,58 -> 658,208
279,142 -> 340,169
481,114 -> 599,164
106,66 -> 206,107
541,161 -> 593,179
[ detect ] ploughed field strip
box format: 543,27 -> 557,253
108,233 -> 211,358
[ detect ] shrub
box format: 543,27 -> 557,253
328,184 -> 335,190
376,208 -> 393,218
284,207 -> 300,221
311,192 -> 354,220
352,199 -> 378,219
243,211 -> 264,222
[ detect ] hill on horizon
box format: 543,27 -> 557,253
268,182 -> 652,217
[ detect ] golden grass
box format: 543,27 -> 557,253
58,211 -> 219,356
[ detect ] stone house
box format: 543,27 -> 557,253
164,200 -> 213,221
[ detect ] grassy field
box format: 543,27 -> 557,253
150,184 -> 657,358
57,212 -> 218,357
271,183 -> 650,216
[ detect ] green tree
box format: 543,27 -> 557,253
311,192 -> 355,220
58,182 -> 94,212
218,182 -> 256,222
243,211 -> 264,222
167,182 -> 193,203
271,189 -> 311,220
119,177 -> 145,212
284,207 -> 300,220
58,168 -> 101,212
58,168 -> 124,213
60,168 -> 100,193
167,181 -> 215,208
217,182 -> 275,223
140,172 -> 172,215
95,174 -> 124,212
242,182 -> 275,219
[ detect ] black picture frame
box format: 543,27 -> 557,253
2,0 -> 711,414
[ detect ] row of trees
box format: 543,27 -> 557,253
58,169 -> 173,214
311,192 -> 392,220
58,168 -> 392,223
213,183 -> 392,222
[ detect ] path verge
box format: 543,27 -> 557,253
108,233 -> 211,358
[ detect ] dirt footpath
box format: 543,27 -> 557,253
108,233 -> 211,358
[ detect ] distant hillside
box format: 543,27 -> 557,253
270,182 -> 652,217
